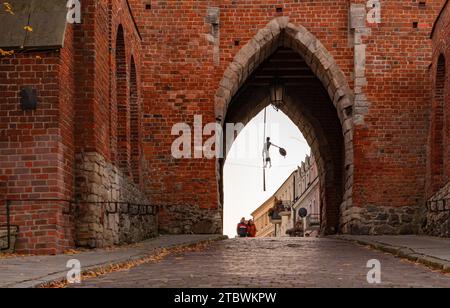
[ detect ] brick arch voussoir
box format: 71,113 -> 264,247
216,17 -> 353,126
281,94 -> 330,181
281,93 -> 338,232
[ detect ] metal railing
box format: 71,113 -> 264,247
1,199 -> 160,216
93,201 -> 159,216
0,198 -> 160,251
0,200 -> 18,251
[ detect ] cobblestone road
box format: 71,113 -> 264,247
73,238 -> 450,288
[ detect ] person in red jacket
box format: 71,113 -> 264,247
237,218 -> 249,237
247,220 -> 257,238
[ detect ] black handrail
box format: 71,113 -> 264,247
0,199 -> 161,251
0,200 -> 17,251
0,199 -> 160,216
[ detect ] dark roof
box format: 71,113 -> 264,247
431,0 -> 449,38
0,0 -> 68,49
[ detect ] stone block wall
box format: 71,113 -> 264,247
75,152 -> 157,248
158,204 -> 222,235
423,182 -> 450,237
342,205 -> 423,235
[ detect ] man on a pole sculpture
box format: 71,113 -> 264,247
263,137 -> 273,169
263,137 -> 287,169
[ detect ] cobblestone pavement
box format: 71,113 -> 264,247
0,235 -> 223,288
73,238 -> 450,288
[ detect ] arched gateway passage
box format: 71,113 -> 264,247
215,18 -> 354,234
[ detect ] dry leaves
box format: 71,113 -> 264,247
41,240 -> 214,288
0,48 -> 14,56
3,2 -> 14,15
1,2 -> 37,57
0,252 -> 31,259
63,248 -> 89,256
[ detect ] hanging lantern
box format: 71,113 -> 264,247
269,78 -> 285,110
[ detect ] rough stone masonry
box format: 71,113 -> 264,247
0,0 -> 449,254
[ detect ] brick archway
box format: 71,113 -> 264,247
116,25 -> 129,175
215,17 -> 354,234
429,54 -> 446,195
130,56 -> 140,185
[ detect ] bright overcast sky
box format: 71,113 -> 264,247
223,107 -> 311,237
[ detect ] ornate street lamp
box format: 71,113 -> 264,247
269,77 -> 285,111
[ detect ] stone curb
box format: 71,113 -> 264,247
333,235 -> 450,273
7,235 -> 227,288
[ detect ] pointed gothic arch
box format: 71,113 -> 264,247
215,18 -> 355,233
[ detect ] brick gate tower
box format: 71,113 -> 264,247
0,0 -> 448,254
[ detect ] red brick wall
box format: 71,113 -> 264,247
0,0 -> 144,253
353,0 -> 444,209
73,0 -> 142,163
56,23 -> 77,252
130,57 -> 141,185
428,0 -> 449,198
1,0 -> 449,252
0,35 -> 76,254
127,1 -> 445,229
129,1 -> 354,212
425,0 -> 449,237
0,51 -> 62,200
71,0 -> 147,248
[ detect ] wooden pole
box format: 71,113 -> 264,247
263,168 -> 266,192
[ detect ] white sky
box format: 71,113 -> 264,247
223,107 -> 311,237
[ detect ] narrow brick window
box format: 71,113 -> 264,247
431,55 -> 446,193
116,25 -> 131,175
130,57 -> 140,185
